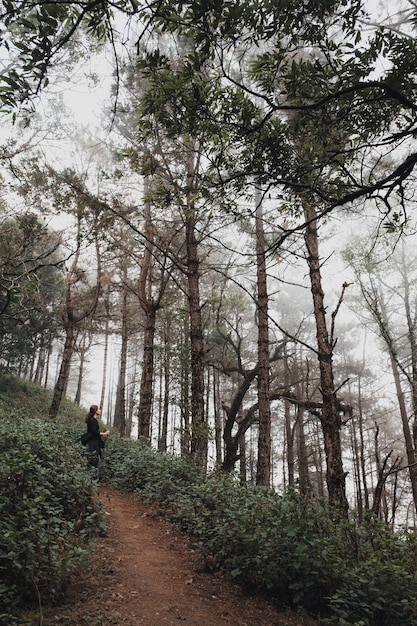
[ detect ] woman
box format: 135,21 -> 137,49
85,404 -> 110,482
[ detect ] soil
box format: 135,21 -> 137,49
18,484 -> 319,626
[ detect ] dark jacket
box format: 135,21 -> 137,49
86,416 -> 105,457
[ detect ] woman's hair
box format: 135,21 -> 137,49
85,404 -> 99,422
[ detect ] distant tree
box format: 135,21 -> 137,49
0,211 -> 64,373
346,238 -> 417,516
49,209 -> 102,418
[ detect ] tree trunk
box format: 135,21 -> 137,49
114,288 -> 128,436
137,306 -> 156,441
221,344 -> 286,473
43,337 -> 52,388
388,344 -> 417,511
158,319 -> 171,452
284,344 -> 295,486
136,167 -> 164,443
74,329 -> 91,406
239,425 -> 247,482
158,322 -> 170,452
33,347 -> 46,385
221,371 -> 255,472
255,186 -> 271,487
100,288 -> 111,412
178,143 -> 207,467
74,342 -> 84,406
126,368 -> 136,437
180,315 -> 191,456
285,398 -> 295,486
351,411 -> 363,522
357,373 -> 369,515
213,366 -> 223,465
297,407 -> 311,494
186,211 -> 207,467
311,419 -> 325,497
49,317 -> 76,417
304,202 -> 349,516
399,247 -> 417,509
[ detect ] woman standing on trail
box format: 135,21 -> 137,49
85,404 -> 110,481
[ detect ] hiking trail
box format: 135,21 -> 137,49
21,484 -> 318,625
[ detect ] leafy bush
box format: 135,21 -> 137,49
0,398 -> 105,617
103,437 -> 417,626
102,436 -> 202,503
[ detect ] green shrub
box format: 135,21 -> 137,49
102,436 -> 202,506
0,412 -> 105,614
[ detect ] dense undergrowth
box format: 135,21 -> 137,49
2,374 -> 417,625
0,374 -> 106,623
103,436 -> 417,626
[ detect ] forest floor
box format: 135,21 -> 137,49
18,484 -> 319,626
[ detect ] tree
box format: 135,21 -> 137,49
73,324 -> 93,405
48,208 -> 102,417
302,200 -> 350,514
254,185 -> 272,486
113,266 -> 129,437
135,155 -> 172,442
0,211 -> 64,373
345,238 -> 417,515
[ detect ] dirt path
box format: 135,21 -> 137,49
20,484 -> 318,626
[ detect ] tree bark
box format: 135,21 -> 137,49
297,407 -> 311,494
399,247 -> 417,506
180,314 -> 191,456
100,287 -> 111,413
184,145 -> 207,468
186,210 -> 207,467
114,287 -> 128,437
284,343 -> 295,486
74,329 -> 90,406
138,306 -> 156,441
158,319 -> 171,452
136,165 -> 167,443
255,186 -> 271,487
357,373 -> 369,515
400,244 -> 417,431
387,340 -> 417,510
49,317 -> 76,418
213,366 -> 223,465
